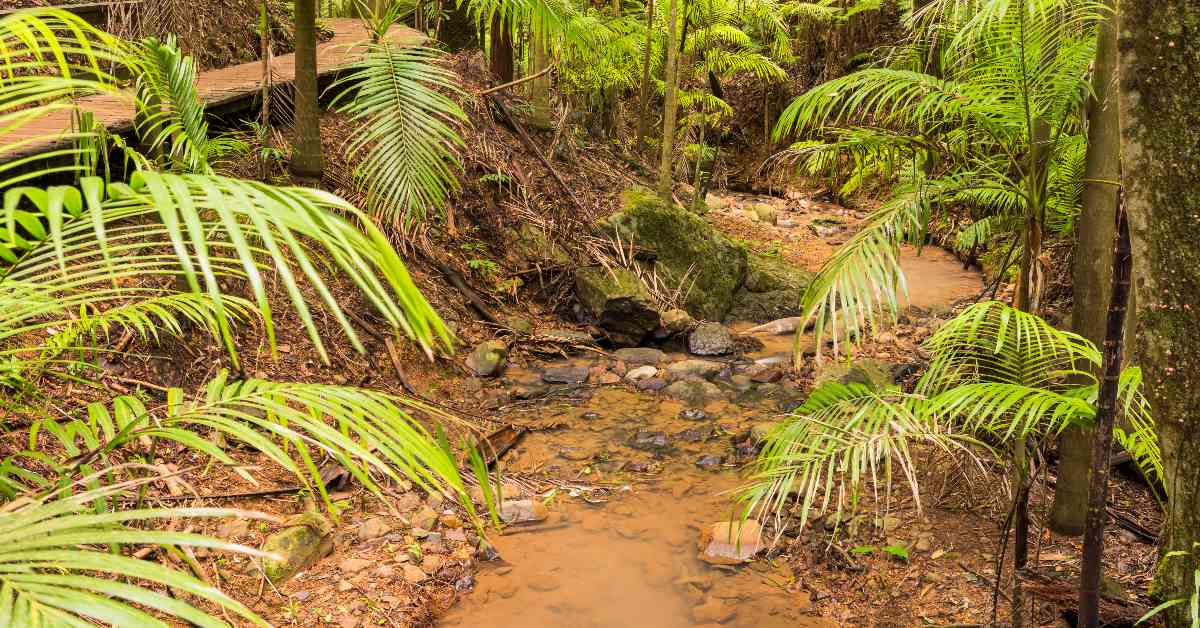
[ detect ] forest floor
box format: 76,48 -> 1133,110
38,179 -> 1161,627
0,46 -> 1166,626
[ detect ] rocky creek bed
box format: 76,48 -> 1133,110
436,198 -> 988,627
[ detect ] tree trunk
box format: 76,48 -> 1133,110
528,29 -> 552,128
1121,2 -> 1200,626
1050,0 -> 1120,537
1078,199 -> 1132,628
655,0 -> 680,200
290,0 -> 324,179
489,13 -> 514,83
634,0 -> 655,154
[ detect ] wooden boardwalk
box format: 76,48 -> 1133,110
0,19 -> 422,164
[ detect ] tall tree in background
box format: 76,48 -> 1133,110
1050,0 -> 1120,537
291,0 -> 324,178
655,0 -> 679,200
634,0 -> 655,154
490,13 -> 514,82
529,29 -> 553,127
1120,1 -> 1200,625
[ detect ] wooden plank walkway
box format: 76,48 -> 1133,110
0,19 -> 423,164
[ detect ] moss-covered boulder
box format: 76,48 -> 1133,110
603,188 -> 748,321
814,358 -> 897,391
743,253 -> 812,293
576,266 -> 661,346
727,253 -> 815,322
261,512 -> 334,584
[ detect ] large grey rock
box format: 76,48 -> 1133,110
665,380 -> 724,406
261,513 -> 334,584
688,323 -> 736,356
666,359 -> 724,381
612,347 -> 667,365
603,188 -> 748,321
728,253 -> 814,323
576,266 -> 661,346
465,340 -> 507,377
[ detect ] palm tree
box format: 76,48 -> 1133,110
773,0 -> 1105,350
743,301 -> 1160,615
291,0 -> 324,178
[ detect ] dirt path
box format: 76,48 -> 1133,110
440,190 -> 986,627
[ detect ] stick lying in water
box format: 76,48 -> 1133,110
745,317 -> 807,335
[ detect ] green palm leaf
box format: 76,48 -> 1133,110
132,36 -> 247,174
328,44 -> 466,231
743,382 -> 981,534
0,481 -> 270,627
0,10 -> 128,189
0,173 -> 452,378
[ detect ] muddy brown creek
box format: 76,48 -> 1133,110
441,245 -> 982,627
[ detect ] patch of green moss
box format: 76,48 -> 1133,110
744,252 -> 813,293
576,267 -> 650,310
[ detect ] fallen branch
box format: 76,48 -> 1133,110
423,253 -> 499,324
480,64 -> 555,96
485,92 -> 588,216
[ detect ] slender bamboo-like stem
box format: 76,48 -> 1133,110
634,0 -> 656,154
655,0 -> 680,200
1077,199 -> 1132,628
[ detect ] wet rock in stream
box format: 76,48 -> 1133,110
541,366 -> 591,384
675,426 -> 712,443
688,323 -> 737,356
695,454 -> 725,469
612,347 -> 667,365
498,499 -> 549,524
634,377 -> 668,391
625,364 -> 659,382
629,430 -> 673,452
698,520 -> 764,565
666,358 -> 726,381
665,380 -> 724,406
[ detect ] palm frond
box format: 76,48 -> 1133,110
132,35 -> 242,174
0,173 -> 452,377
797,174 -> 964,355
918,300 -> 1098,393
328,44 -> 466,231
743,382 -> 980,535
20,371 -> 477,515
0,481 -> 270,627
